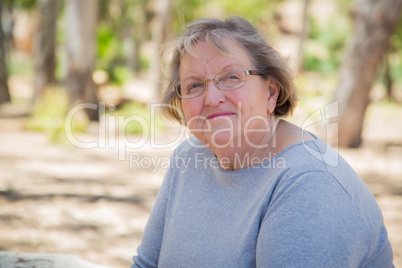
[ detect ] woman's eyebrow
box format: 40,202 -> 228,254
180,73 -> 204,81
180,63 -> 243,80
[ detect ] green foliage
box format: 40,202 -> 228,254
172,0 -> 278,34
139,53 -> 150,71
113,66 -> 135,85
107,101 -> 164,135
4,0 -> 36,9
391,11 -> 402,50
303,15 -> 351,74
7,54 -> 33,77
389,15 -> 402,82
172,0 -> 204,33
216,0 -> 274,23
26,91 -> 165,142
95,0 -> 152,84
96,24 -> 123,80
390,62 -> 402,83
27,88 -> 88,143
96,23 -> 139,85
98,0 -> 111,21
97,0 -> 152,69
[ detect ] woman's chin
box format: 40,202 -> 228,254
192,131 -> 235,151
209,133 -> 235,150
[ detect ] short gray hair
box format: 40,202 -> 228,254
162,16 -> 297,123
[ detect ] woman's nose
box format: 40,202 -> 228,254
203,80 -> 225,107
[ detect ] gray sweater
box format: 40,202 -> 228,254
132,136 -> 393,267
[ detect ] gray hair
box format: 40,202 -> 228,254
162,16 -> 297,123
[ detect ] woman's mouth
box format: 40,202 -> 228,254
207,112 -> 236,120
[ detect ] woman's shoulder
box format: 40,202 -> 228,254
274,136 -> 378,211
273,120 -> 343,173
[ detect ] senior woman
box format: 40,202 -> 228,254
131,16 -> 393,267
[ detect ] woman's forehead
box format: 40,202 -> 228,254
179,40 -> 252,74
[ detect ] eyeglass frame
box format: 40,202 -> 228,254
173,68 -> 267,99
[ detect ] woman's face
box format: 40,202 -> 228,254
179,39 -> 277,152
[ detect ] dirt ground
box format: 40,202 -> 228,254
0,103 -> 401,267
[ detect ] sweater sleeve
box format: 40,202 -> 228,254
131,162 -> 172,268
256,171 -> 380,268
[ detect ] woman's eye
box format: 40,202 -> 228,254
223,74 -> 240,80
188,82 -> 203,91
228,75 -> 240,80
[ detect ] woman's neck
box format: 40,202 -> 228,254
214,118 -> 281,171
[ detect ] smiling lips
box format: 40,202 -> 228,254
207,111 -> 236,120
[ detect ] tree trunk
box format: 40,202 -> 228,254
333,0 -> 402,147
295,0 -> 309,72
118,0 -> 137,72
33,0 -> 61,102
0,0 -> 11,105
383,53 -> 393,101
66,0 -> 99,120
151,0 -> 171,103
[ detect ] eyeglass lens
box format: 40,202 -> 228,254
178,67 -> 246,98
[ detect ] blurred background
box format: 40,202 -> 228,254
0,0 -> 401,267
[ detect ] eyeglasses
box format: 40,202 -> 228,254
174,67 -> 265,99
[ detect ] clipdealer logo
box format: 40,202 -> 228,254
63,101 -> 339,169
64,103 -> 188,160
128,152 -> 286,174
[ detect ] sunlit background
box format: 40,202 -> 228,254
0,0 -> 401,267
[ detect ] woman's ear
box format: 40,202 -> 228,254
267,80 -> 280,114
